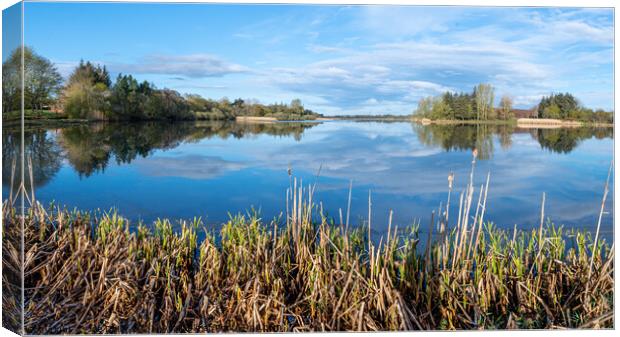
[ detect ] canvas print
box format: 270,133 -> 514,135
1,1 -> 615,334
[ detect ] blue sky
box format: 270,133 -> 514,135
2,2 -> 21,60
22,2 -> 614,115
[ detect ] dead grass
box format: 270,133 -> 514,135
2,154 -> 614,333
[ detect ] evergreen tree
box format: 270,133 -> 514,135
537,93 -> 580,119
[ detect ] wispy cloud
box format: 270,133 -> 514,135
258,7 -> 613,114
114,54 -> 249,78
306,44 -> 349,54
137,155 -> 246,180
33,4 -> 613,114
53,60 -> 80,79
265,37 -> 546,114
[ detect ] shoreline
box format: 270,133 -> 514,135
4,116 -> 614,129
413,117 -> 613,128
3,115 -> 322,126
235,116 -> 278,123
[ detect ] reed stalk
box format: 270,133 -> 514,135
2,156 -> 613,333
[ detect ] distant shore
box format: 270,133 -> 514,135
413,117 -> 613,128
332,115 -> 413,122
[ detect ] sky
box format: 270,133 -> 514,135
2,2 -> 21,61
19,2 -> 615,115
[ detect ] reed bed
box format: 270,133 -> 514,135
2,154 -> 614,333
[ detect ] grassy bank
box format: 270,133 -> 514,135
2,110 -> 86,126
2,155 -> 613,333
2,110 -> 101,132
2,110 -> 319,126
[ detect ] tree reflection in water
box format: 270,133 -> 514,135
2,126 -> 63,189
414,123 -> 612,158
532,127 -> 614,154
2,121 -> 613,193
3,121 -> 319,181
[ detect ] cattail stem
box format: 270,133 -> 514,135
588,161 -> 612,281
368,189 -> 372,253
346,179 -> 352,232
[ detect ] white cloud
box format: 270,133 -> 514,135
306,44 -> 349,54
56,7 -> 612,113
264,37 -> 551,114
358,6 -> 458,37
115,54 -> 249,78
137,155 -> 246,180
258,7 -> 612,113
53,61 -> 80,79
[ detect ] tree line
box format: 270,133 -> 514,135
414,83 -> 612,123
537,93 -> 612,123
414,84 -> 510,120
2,47 -> 321,121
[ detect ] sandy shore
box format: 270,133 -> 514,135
235,116 -> 278,123
515,118 -> 583,128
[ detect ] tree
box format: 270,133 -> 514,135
2,49 -> 21,113
290,98 -> 303,113
474,83 -> 495,120
440,92 -> 456,120
63,78 -> 109,119
498,95 -> 513,120
2,46 -> 62,113
107,74 -> 148,120
145,89 -> 190,120
12,52 -> 323,121
451,92 -> 475,120
68,60 -> 111,87
185,94 -> 210,112
414,97 -> 433,117
537,93 -> 579,119
542,103 -> 561,119
430,96 -> 452,119
62,60 -> 111,119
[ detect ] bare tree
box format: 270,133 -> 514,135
499,95 -> 513,120
475,83 -> 495,120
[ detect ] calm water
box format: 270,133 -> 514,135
2,121 -> 614,240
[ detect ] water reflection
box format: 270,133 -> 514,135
2,127 -> 62,189
531,128 -> 614,154
8,121 -> 318,179
2,121 -> 613,189
415,123 -> 613,158
414,124 -> 503,159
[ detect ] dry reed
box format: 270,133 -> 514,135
1,156 -> 614,333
